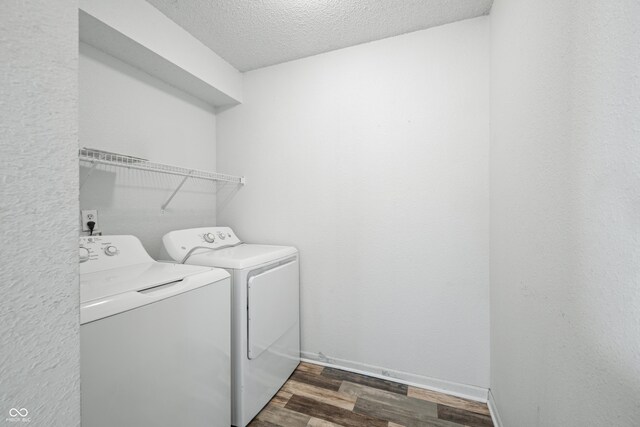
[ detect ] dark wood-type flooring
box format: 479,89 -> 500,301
248,362 -> 494,427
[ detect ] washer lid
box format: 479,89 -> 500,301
80,262 -> 229,324
81,262 -> 220,303
186,244 -> 298,270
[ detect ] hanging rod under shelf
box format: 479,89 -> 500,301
79,147 -> 245,212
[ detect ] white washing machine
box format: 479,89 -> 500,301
80,235 -> 231,427
161,227 -> 300,427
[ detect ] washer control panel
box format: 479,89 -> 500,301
79,235 -> 153,274
162,227 -> 241,262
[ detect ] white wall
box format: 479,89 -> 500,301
80,43 -> 218,257
490,1 -> 640,425
217,17 -> 490,396
0,1 -> 80,425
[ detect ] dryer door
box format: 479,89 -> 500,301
247,257 -> 299,360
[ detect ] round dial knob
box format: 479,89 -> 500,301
104,246 -> 118,256
203,232 -> 216,243
79,247 -> 90,263
217,231 -> 226,240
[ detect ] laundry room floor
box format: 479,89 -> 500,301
249,362 -> 493,427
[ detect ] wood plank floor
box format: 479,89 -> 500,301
248,362 -> 494,427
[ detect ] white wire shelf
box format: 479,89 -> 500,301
79,148 -> 245,184
79,147 -> 245,211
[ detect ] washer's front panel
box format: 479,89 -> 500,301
81,282 -> 231,427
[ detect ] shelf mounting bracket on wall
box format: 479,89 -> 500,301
79,147 -> 245,211
161,171 -> 193,213
80,161 -> 98,189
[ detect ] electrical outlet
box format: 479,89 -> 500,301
81,209 -> 99,232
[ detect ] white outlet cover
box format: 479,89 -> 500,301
81,209 -> 98,232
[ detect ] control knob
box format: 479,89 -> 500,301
104,246 -> 118,256
204,232 -> 216,243
217,231 -> 226,240
79,247 -> 90,263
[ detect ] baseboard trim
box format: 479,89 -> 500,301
487,389 -> 504,427
300,351 -> 488,403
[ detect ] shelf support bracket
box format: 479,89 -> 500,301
161,171 -> 193,213
80,161 -> 98,189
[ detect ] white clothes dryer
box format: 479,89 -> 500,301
80,235 -> 231,427
161,227 -> 300,427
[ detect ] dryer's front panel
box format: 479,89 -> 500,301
236,257 -> 300,426
247,257 -> 299,360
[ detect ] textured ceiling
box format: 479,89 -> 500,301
146,0 -> 493,72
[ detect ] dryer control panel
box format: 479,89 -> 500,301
162,227 -> 241,262
79,235 -> 154,274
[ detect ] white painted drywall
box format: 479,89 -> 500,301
490,0 -> 640,425
0,1 -> 80,425
217,17 -> 490,394
80,43 -> 219,258
80,0 -> 242,104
